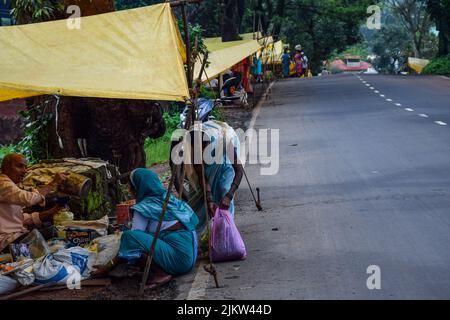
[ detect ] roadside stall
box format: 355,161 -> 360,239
0,2 -> 190,298
193,33 -> 264,106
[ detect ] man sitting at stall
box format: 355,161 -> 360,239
0,153 -> 66,253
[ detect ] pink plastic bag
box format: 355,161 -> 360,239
210,209 -> 247,262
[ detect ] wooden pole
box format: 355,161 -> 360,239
181,3 -> 193,90
137,0 -> 204,296
197,128 -> 220,288
0,282 -> 56,301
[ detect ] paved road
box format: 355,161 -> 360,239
186,74 -> 450,300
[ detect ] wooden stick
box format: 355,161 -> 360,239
198,133 -> 220,288
197,52 -> 209,82
177,164 -> 186,200
38,278 -> 112,292
0,282 -> 56,301
243,167 -> 262,211
181,3 -> 193,90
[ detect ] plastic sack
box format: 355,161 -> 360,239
0,275 -> 19,295
9,243 -> 31,261
210,209 -> 247,262
32,254 -> 80,285
91,233 -> 121,266
19,229 -> 51,259
59,228 -> 101,248
56,215 -> 109,237
53,247 -> 95,278
9,259 -> 35,286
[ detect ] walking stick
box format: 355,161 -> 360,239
200,154 -> 220,288
242,166 -> 263,211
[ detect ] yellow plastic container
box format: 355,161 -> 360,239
53,208 -> 74,238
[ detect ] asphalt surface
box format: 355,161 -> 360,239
195,74 -> 450,300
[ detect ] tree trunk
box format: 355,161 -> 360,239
63,0 -> 114,16
221,0 -> 242,42
42,96 -> 165,173
272,0 -> 286,41
437,20 -> 450,56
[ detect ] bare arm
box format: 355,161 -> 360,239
0,181 -> 44,207
22,206 -> 62,228
218,148 -> 243,210
37,173 -> 67,197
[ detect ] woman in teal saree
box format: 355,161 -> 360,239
91,168 -> 199,285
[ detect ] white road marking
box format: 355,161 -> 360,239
362,81 -> 366,83
418,114 -> 429,118
370,87 -> 375,90
395,103 -> 402,107
386,99 -> 393,102
380,94 -> 385,97
365,84 -> 370,86
405,108 -> 414,112
435,121 -> 447,126
374,90 -> 380,93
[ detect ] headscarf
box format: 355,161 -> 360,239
130,168 -> 199,231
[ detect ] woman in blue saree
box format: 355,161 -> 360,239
91,168 -> 199,286
281,48 -> 291,78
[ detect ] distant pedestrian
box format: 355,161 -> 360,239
252,55 -> 263,83
300,50 -> 309,77
294,45 -> 303,77
281,48 -> 290,78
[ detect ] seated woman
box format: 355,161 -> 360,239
91,168 -> 199,287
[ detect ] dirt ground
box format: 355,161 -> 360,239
17,277 -> 179,300
8,84 -> 267,300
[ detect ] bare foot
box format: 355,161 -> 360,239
146,273 -> 172,290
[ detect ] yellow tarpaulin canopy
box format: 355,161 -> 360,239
194,33 -> 263,82
0,3 -> 189,102
407,57 -> 430,74
260,40 -> 285,64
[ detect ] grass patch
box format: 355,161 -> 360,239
422,54 -> 450,75
144,112 -> 179,166
144,131 -> 173,166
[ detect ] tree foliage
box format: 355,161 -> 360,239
114,0 -> 159,10
372,23 -> 411,73
422,53 -> 450,74
386,0 -> 432,58
112,0 -> 374,74
7,0 -> 63,23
